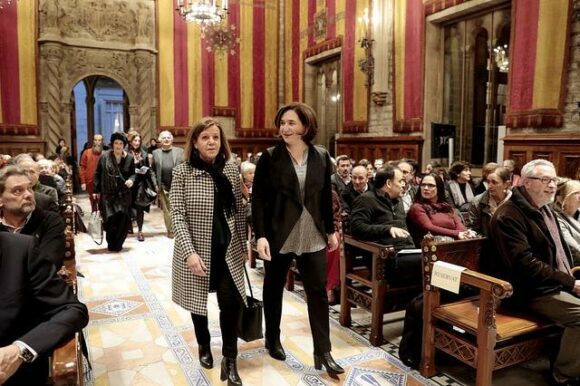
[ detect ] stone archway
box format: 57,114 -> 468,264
38,0 -> 157,153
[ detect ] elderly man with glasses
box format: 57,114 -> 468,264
491,159 -> 580,386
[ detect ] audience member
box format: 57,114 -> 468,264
553,179 -> 580,264
38,159 -> 67,203
502,159 -> 521,186
0,232 -> 88,386
54,138 -> 67,158
152,130 -> 183,238
491,159 -> 580,386
407,173 -> 474,247
16,156 -> 58,207
397,160 -> 418,213
330,155 -> 352,195
468,166 -> 512,235
373,158 -> 384,170
93,132 -> 135,252
0,166 -> 66,268
80,134 -> 104,212
446,161 -> 475,211
340,165 -> 372,216
473,162 -> 498,195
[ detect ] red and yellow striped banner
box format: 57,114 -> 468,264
0,1 -> 37,126
158,0 -> 278,132
393,0 -> 424,132
507,0 -> 571,128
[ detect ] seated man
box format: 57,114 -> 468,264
491,159 -> 580,386
340,165 -> 373,216
0,232 -> 89,386
0,166 -> 66,268
350,166 -> 415,250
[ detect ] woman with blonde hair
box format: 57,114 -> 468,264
554,179 -> 580,264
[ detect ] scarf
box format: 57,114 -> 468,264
190,154 -> 236,218
448,180 -> 474,208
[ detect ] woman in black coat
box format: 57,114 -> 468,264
93,132 -> 135,252
252,102 -> 343,376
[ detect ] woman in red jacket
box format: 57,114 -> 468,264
407,173 -> 476,246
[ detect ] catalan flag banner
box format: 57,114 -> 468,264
284,0 -> 368,125
507,0 -> 571,128
158,0 -> 278,133
0,1 -> 37,130
393,0 -> 424,132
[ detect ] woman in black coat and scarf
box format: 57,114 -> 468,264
252,102 -> 343,377
94,132 -> 135,252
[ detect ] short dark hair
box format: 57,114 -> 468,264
415,173 -> 454,213
274,102 -> 318,143
335,154 -> 350,166
183,117 -> 232,164
110,131 -> 128,146
374,166 -> 397,189
448,161 -> 471,180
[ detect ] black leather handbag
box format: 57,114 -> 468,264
238,265 -> 263,342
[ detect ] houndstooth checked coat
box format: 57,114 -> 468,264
170,160 -> 247,315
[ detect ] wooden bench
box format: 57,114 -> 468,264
339,234 -> 421,346
420,235 -> 566,386
51,176 -> 84,386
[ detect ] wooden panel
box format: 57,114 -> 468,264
503,133 -> 580,178
0,137 -> 46,156
336,135 -> 424,164
229,138 -> 279,160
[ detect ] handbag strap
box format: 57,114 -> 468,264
243,264 -> 254,298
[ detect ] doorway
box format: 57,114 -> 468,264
72,76 -> 129,161
441,6 -> 511,166
305,54 -> 342,157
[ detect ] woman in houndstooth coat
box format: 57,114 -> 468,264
170,118 -> 247,386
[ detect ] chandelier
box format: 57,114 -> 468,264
176,0 -> 228,25
0,0 -> 14,9
493,44 -> 509,73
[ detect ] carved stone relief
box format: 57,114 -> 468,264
38,0 -> 157,150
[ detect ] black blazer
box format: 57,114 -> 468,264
0,233 -> 88,386
252,142 -> 334,253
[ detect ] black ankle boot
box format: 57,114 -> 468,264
198,344 -> 213,369
265,339 -> 286,361
314,352 -> 344,375
220,357 -> 242,386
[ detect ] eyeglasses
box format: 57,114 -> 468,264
528,176 -> 560,185
420,183 -> 437,189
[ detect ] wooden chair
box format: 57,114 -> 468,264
339,234 -> 421,346
51,176 -> 84,386
420,235 -> 564,386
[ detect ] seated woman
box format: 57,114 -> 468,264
445,161 -> 475,211
407,173 -> 475,247
467,166 -> 512,275
473,162 -> 498,195
553,179 -> 580,264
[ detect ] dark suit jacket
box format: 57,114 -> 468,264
0,233 -> 88,386
0,208 -> 65,268
34,191 -> 59,213
252,142 -> 334,253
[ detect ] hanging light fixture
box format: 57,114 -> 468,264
0,0 -> 14,9
176,0 -> 228,25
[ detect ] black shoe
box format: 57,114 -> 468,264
314,352 -> 344,376
198,345 -> 213,369
220,357 -> 242,386
265,339 -> 286,361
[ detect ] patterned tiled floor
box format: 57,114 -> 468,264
74,195 -> 549,385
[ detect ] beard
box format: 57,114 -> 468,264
93,144 -> 103,153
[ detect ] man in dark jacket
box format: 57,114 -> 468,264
350,166 -> 415,250
491,159 -> 580,386
0,166 -> 65,268
0,232 -> 88,386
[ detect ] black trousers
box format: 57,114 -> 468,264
104,211 -> 130,251
191,269 -> 243,358
263,248 -> 331,355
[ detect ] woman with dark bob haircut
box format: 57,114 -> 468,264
252,102 -> 344,376
445,160 -> 475,211
170,118 -> 247,385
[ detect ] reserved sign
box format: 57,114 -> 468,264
431,261 -> 466,294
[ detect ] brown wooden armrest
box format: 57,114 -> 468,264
343,234 -> 396,260
51,333 -> 81,386
452,269 -> 513,299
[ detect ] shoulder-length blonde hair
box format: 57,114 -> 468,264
183,117 -> 232,164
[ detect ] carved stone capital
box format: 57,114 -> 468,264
41,44 -> 63,62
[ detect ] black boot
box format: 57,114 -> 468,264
198,344 -> 213,369
220,357 -> 242,386
265,339 -> 286,361
314,352 -> 344,376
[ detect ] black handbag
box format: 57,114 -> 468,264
238,265 -> 263,342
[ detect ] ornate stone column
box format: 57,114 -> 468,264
40,43 -> 64,149
134,51 -> 154,138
